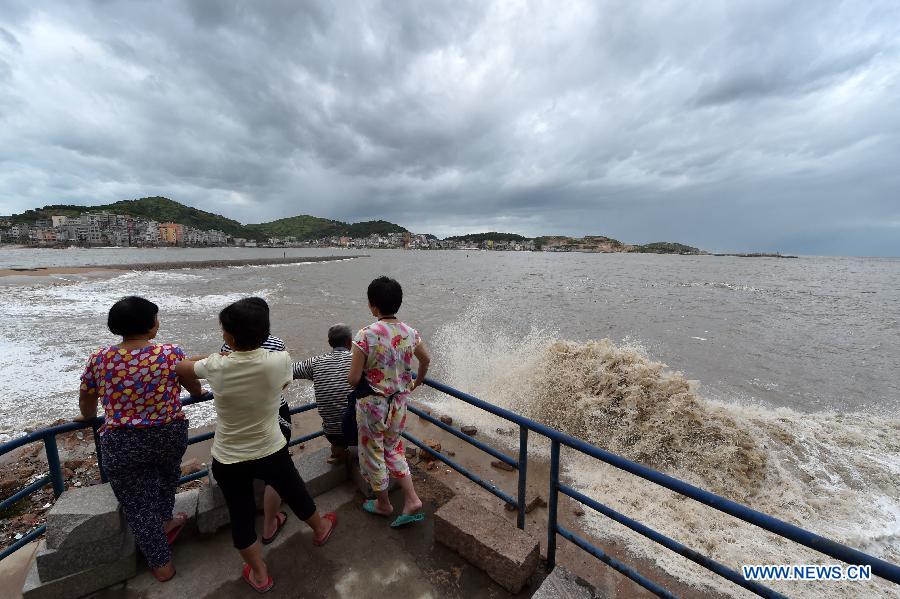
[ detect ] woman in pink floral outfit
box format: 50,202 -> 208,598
348,276 -> 431,527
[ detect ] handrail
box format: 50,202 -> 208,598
0,393 -> 323,561
3,378 -> 899,597
419,377 -> 900,596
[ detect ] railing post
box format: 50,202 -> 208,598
517,426 -> 528,530
91,421 -> 108,483
43,435 -> 65,497
547,439 -> 560,571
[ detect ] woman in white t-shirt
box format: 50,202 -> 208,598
177,298 -> 337,593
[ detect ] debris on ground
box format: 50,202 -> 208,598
490,459 -> 515,472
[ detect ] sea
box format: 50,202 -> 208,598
0,246 -> 897,597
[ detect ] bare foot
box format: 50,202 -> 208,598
402,498 -> 423,516
152,562 -> 176,582
163,513 -> 187,535
373,499 -> 393,515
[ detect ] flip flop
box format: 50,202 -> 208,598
313,512 -> 338,546
165,512 -> 189,545
261,511 -> 288,545
242,564 -> 274,593
362,499 -> 392,517
390,513 -> 425,528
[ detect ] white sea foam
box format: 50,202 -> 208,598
425,301 -> 900,598
0,271 -> 270,440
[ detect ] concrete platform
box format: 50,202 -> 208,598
90,482 -> 542,599
532,567 -> 604,599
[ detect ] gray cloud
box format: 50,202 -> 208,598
0,0 -> 899,255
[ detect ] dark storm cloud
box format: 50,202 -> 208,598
0,0 -> 898,254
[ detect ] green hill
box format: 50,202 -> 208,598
633,241 -> 701,254
8,197 -> 409,241
246,216 -> 407,241
11,196 -> 247,237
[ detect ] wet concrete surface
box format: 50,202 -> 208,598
92,482 -> 545,599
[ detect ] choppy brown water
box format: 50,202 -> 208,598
0,247 -> 897,596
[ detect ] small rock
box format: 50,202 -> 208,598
180,458 -> 203,476
525,496 -> 547,513
439,415 -> 453,426
74,481 -> 82,487
75,432 -> 84,441
62,467 -> 74,478
573,507 -> 585,517
63,458 -> 89,471
425,461 -> 438,471
460,425 -> 477,436
0,476 -> 19,496
490,460 -> 515,472
405,446 -> 418,459
446,451 -> 456,457
418,439 -> 441,460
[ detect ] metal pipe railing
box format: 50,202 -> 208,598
420,377 -> 900,594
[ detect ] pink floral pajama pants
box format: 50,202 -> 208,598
356,394 -> 410,492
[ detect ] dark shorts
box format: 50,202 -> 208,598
324,433 -> 346,448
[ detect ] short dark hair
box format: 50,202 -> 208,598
108,296 -> 158,337
327,323 -> 352,348
367,276 -> 402,315
219,297 -> 270,350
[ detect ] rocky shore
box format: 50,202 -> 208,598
0,255 -> 366,277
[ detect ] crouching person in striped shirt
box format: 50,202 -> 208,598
292,324 -> 354,464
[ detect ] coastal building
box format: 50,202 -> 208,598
159,222 -> 183,245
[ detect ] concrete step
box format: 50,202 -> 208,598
195,446 -> 348,534
434,495 -> 541,593
22,534 -> 136,599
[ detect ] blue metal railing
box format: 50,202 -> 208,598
400,378 -> 900,598
3,379 -> 899,598
0,393 -> 324,561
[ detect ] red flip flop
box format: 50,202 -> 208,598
165,512 -> 189,545
312,512 -> 338,546
261,511 -> 288,545
242,564 -> 274,593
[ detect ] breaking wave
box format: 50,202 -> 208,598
427,302 -> 900,597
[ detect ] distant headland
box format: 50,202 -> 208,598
0,196 -> 706,254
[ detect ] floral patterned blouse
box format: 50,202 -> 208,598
80,344 -> 186,433
353,321 -> 420,400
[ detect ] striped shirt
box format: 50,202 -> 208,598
292,348 -> 353,434
221,336 -> 290,429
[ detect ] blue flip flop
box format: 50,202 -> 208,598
390,513 -> 424,528
362,500 -> 391,517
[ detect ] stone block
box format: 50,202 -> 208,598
173,488 -> 200,536
434,495 -> 540,593
196,482 -> 230,534
532,566 -> 603,599
36,529 -> 133,582
45,483 -> 123,550
293,446 -> 348,497
23,537 -> 136,599
345,450 -> 396,498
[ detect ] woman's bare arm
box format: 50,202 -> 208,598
412,342 -> 430,390
348,346 -> 366,386
74,388 -> 98,422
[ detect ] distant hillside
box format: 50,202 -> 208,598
11,196 -> 247,237
633,242 -> 701,254
444,232 -> 527,243
8,197 -> 409,241
246,216 -> 407,241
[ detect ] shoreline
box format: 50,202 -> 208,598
0,255 -> 367,277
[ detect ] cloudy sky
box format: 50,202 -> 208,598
1,1 -> 898,255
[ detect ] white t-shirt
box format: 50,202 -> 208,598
194,348 -> 292,464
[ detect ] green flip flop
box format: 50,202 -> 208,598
362,499 -> 391,517
390,513 -> 425,528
